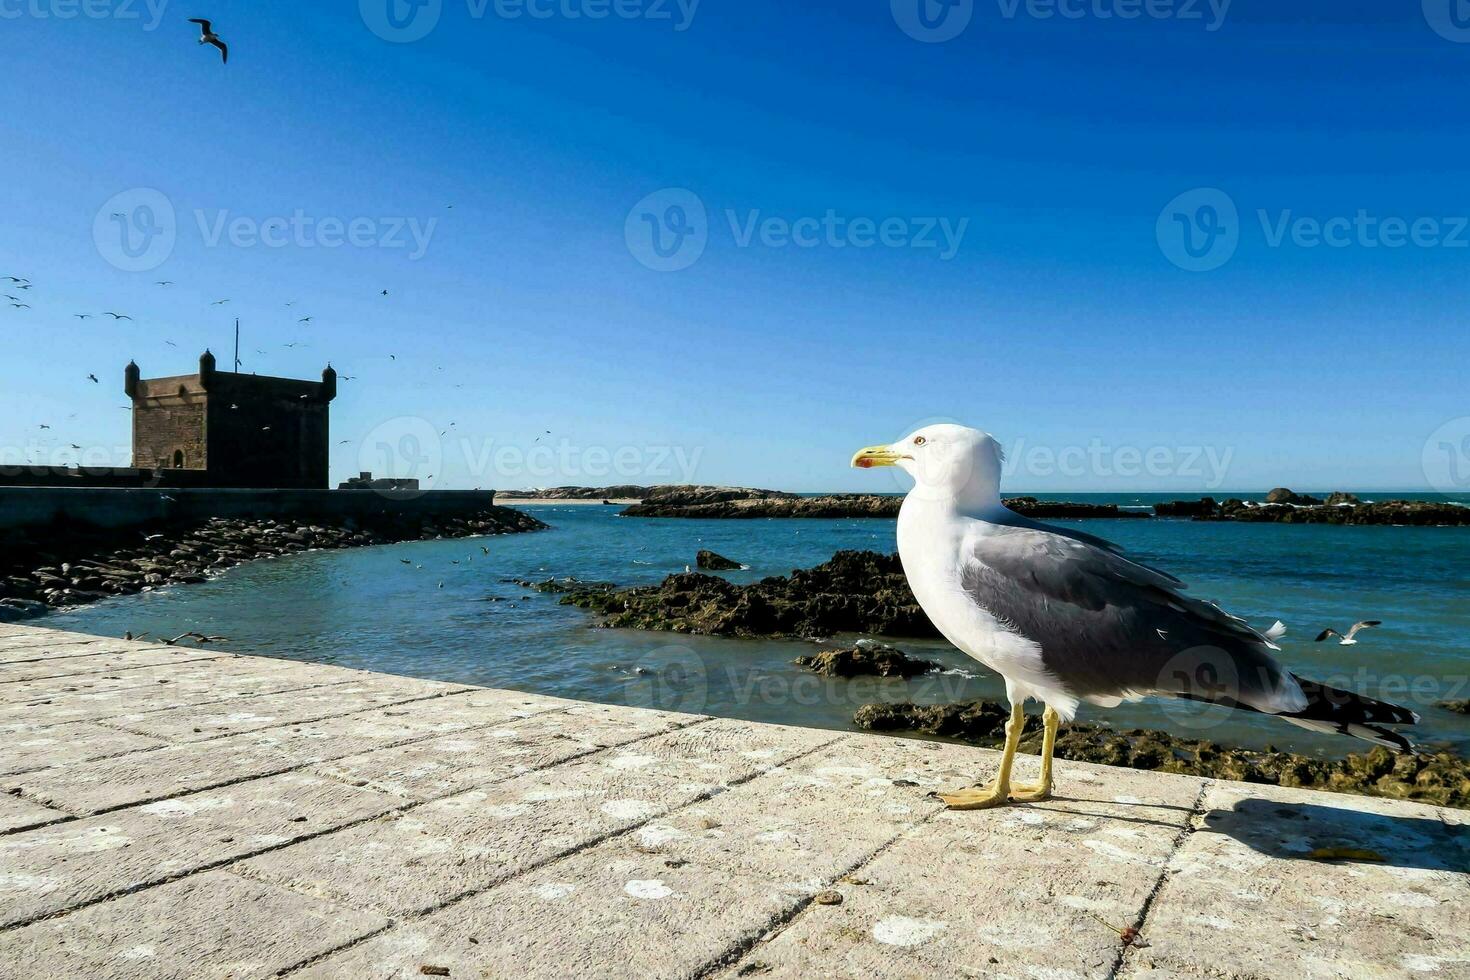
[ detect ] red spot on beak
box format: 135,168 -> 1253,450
855,458 -> 874,468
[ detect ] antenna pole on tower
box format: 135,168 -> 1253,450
234,319 -> 240,373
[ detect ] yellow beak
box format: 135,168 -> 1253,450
851,444 -> 902,469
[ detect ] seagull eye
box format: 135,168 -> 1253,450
912,436 -> 926,446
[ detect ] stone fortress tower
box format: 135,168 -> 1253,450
125,351 -> 336,489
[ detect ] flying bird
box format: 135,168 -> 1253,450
1315,621 -> 1382,646
38,424 -> 50,430
74,314 -> 92,320
156,281 -> 174,287
298,316 -> 313,323
87,374 -> 99,383
9,303 -> 29,309
211,299 -> 230,305
104,312 -> 132,320
852,424 -> 1419,810
1,276 -> 27,283
189,18 -> 228,64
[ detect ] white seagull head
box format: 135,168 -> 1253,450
852,423 -> 1005,509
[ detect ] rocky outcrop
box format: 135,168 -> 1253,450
794,639 -> 941,678
1210,498 -> 1470,526
1153,497 -> 1218,518
1439,700 -> 1470,715
1266,488 -> 1324,506
500,485 -> 797,503
0,508 -> 546,615
854,699 -> 1470,809
559,550 -> 934,639
624,494 -> 1150,520
695,550 -> 742,571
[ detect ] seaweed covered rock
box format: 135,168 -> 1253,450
854,699 -> 1470,809
794,640 -> 941,678
695,550 -> 742,571
561,550 -> 935,639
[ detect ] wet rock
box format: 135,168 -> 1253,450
623,494 -> 1150,520
854,698 -> 1470,809
1212,498 -> 1470,526
695,550 -> 742,571
794,640 -> 940,678
1439,700 -> 1470,715
1153,497 -> 1218,518
1326,491 -> 1361,506
1266,488 -> 1324,506
561,550 -> 935,639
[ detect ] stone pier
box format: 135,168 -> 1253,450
0,623 -> 1464,978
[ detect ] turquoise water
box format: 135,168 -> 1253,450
51,496 -> 1470,759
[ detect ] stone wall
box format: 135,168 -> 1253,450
0,487 -> 499,532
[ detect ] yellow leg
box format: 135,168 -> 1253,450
939,702 -> 1025,810
1010,706 -> 1060,802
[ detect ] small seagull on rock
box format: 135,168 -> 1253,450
1315,621 -> 1382,646
189,18 -> 228,64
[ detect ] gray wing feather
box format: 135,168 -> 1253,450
962,522 -> 1303,713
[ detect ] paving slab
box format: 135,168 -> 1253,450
0,721 -> 166,777
0,870 -> 391,980
294,834 -> 808,980
0,770 -> 402,928
1121,781 -> 1470,980
0,647 -> 226,684
313,700 -> 701,802
101,677 -> 473,743
0,791 -> 70,834
5,691 -> 570,816
236,755 -> 726,918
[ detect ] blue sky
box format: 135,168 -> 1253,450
1,0 -> 1467,493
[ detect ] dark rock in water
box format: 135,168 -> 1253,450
1439,700 -> 1470,715
560,549 -> 934,639
695,550 -> 742,571
1153,497 -> 1218,518
1326,491 -> 1361,506
1266,488 -> 1324,506
794,640 -> 940,678
514,577 -> 616,595
854,698 -> 1470,809
0,598 -> 49,623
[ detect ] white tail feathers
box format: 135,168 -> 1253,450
1264,620 -> 1287,642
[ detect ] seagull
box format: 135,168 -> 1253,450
87,374 -> 99,384
74,314 -> 92,320
1315,621 -> 1382,646
381,290 -> 389,296
38,424 -> 50,430
3,295 -> 19,301
298,316 -> 313,323
189,19 -> 228,64
1,276 -> 27,283
165,340 -> 178,347
852,424 -> 1419,810
10,303 -> 29,309
156,281 -> 174,287
211,299 -> 230,305
104,312 -> 132,320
